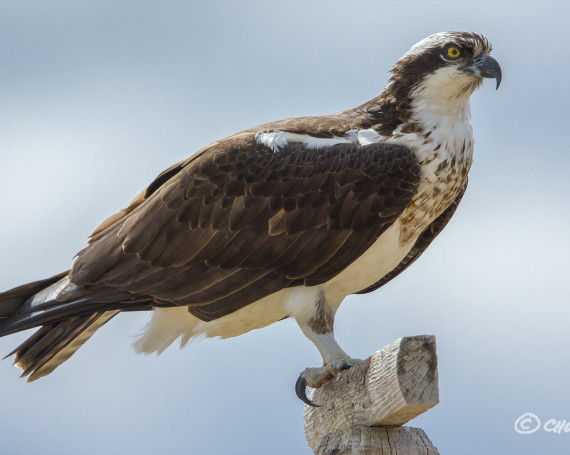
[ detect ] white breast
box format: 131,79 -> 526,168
323,219 -> 413,302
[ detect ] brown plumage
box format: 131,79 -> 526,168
0,31 -> 500,389
69,140 -> 421,320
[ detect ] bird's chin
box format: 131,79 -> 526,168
457,68 -> 485,87
466,76 -> 485,91
458,66 -> 481,78
450,75 -> 484,98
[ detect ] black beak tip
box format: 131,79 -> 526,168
495,73 -> 502,90
478,54 -> 502,91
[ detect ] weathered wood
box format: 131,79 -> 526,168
316,426 -> 439,455
304,335 -> 439,453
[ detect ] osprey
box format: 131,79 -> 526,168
0,31 -> 500,406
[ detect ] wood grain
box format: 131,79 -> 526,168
304,336 -> 439,453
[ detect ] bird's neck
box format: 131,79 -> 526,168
355,77 -> 474,138
354,87 -> 412,137
355,81 -> 476,184
410,96 -> 472,136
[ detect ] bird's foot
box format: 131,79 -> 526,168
295,357 -> 363,407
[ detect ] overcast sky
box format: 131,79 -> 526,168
1,1 -> 569,454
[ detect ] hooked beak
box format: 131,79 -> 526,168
460,53 -> 502,90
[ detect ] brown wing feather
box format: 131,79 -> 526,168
69,134 -> 421,322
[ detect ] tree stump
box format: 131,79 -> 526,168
303,335 -> 439,454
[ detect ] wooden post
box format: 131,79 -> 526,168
303,335 -> 440,454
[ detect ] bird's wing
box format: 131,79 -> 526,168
356,180 -> 467,294
69,133 -> 421,321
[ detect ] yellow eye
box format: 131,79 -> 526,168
447,46 -> 461,58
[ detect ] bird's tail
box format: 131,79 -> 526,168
0,273 -> 131,381
6,311 -> 118,381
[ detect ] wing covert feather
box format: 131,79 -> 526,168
70,138 -> 421,321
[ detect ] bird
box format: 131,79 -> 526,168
0,31 -> 501,406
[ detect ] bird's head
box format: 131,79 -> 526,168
382,31 -> 501,120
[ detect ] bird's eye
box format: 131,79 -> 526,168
447,46 -> 461,58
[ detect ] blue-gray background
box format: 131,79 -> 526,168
1,1 -> 569,454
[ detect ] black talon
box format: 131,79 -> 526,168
295,375 -> 320,407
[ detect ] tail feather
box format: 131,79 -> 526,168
0,271 -> 69,318
0,272 -> 151,380
8,311 -> 119,381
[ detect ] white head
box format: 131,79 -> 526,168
381,32 -> 501,120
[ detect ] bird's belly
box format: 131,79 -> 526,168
134,291 -> 290,353
136,221 -> 414,350
136,217 -> 434,351
323,219 -> 415,302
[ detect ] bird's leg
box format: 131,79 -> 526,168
294,290 -> 362,406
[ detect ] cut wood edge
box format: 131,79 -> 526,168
304,335 -> 439,452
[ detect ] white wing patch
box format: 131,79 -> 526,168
356,128 -> 382,145
255,128 -> 384,152
255,131 -> 296,152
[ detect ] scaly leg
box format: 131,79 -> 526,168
294,291 -> 362,406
